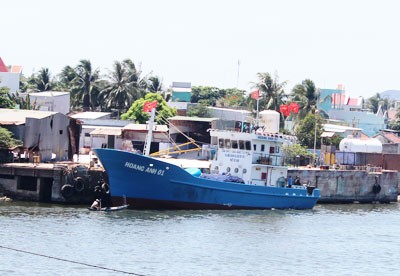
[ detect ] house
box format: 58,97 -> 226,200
28,91 -> 71,115
0,57 -> 22,94
373,129 -> 400,153
318,86 -> 386,137
69,112 -> 127,153
171,82 -> 191,102
0,109 -> 80,161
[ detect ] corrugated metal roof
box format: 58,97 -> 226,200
0,109 -> 57,125
29,91 -> 70,97
70,112 -> 111,119
90,127 -> 122,136
123,123 -> 168,132
168,116 -> 218,122
321,131 -> 336,138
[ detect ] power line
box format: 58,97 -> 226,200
0,245 -> 147,276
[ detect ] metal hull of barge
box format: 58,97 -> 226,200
94,149 -> 320,210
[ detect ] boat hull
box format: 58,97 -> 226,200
94,149 -> 320,210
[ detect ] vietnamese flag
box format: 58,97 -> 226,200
143,100 -> 158,112
289,102 -> 300,114
250,89 -> 260,100
279,104 -> 290,117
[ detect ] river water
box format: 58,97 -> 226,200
1,201 -> 399,276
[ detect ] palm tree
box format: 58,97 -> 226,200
33,68 -> 54,92
251,72 -> 288,111
99,59 -> 147,113
291,79 -> 320,120
148,76 -> 163,92
74,60 -> 100,111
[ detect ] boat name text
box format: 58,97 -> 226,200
124,162 -> 165,176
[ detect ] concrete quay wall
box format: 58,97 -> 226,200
288,169 -> 398,203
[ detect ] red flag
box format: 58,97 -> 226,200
288,102 -> 300,114
279,104 -> 290,117
143,100 -> 158,112
250,89 -> 260,100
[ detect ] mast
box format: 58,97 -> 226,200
144,107 -> 156,156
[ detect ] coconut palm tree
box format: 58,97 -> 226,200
32,68 -> 54,92
99,59 -> 147,113
148,76 -> 163,92
74,60 -> 101,111
58,60 -> 101,111
291,79 -> 320,120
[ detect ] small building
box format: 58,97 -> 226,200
28,91 -> 71,114
208,107 -> 252,131
171,82 -> 192,102
373,129 -> 400,153
0,57 -> 22,94
0,109 -> 80,162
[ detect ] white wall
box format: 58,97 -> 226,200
29,92 -> 70,115
0,72 -> 20,93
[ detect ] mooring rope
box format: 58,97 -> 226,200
0,245 -> 147,276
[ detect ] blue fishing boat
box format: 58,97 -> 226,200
94,126 -> 320,210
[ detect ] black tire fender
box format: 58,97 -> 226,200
101,183 -> 110,194
61,184 -> 74,198
74,177 -> 85,192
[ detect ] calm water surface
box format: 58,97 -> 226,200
1,201 -> 399,276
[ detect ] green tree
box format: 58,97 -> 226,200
0,87 -> 16,108
251,72 -> 287,111
187,104 -> 210,117
191,86 -> 224,106
121,92 -> 176,124
0,127 -> 22,149
219,88 -> 247,108
148,76 -> 163,92
291,79 -> 320,121
99,59 -> 147,113
367,93 -> 393,114
74,60 -> 101,111
32,68 -> 54,92
295,113 -> 323,148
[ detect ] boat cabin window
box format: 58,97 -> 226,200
239,140 -> 245,150
246,141 -> 251,150
253,144 -> 257,151
270,147 -> 275,154
225,139 -> 231,148
218,139 -> 224,148
261,144 -> 265,152
232,140 -> 238,149
276,146 -> 280,153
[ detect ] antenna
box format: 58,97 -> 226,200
236,59 -> 240,88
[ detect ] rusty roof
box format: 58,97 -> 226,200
0,109 -> 58,125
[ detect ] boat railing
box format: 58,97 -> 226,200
254,153 -> 284,166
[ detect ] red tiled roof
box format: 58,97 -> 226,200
10,65 -> 22,73
381,132 -> 400,143
0,57 -> 8,72
347,98 -> 360,106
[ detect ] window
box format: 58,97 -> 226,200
219,139 -> 224,148
232,140 -> 238,149
261,145 -> 265,152
225,139 -> 231,148
253,144 -> 257,151
239,140 -> 245,150
269,147 -> 275,154
246,141 -> 251,150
